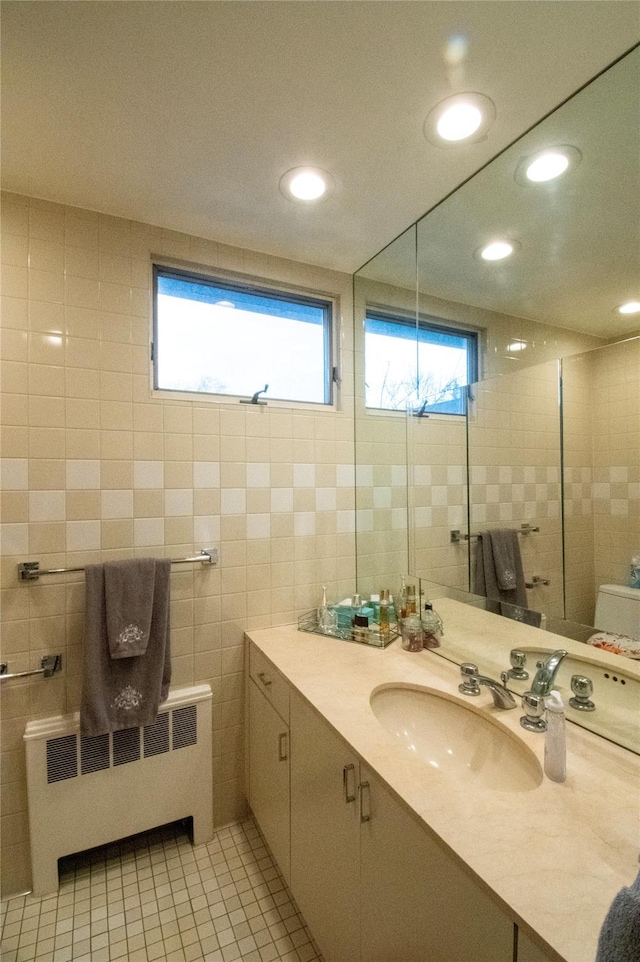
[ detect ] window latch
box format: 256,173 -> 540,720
240,384 -> 269,405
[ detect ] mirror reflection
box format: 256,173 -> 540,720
353,47 -> 639,749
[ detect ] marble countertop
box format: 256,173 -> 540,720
246,599 -> 640,962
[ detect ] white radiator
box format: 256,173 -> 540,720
24,684 -> 213,896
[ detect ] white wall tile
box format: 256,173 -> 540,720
29,490 -> 65,522
101,490 -> 134,519
270,488 -> 293,513
1,459 -> 28,490
246,514 -> 271,539
0,523 -> 28,555
66,460 -> 100,490
133,460 -> 164,489
293,464 -> 315,487
245,463 -> 270,488
133,518 -> 164,547
66,520 -> 100,551
194,462 -> 220,488
165,489 -> 193,517
221,489 -> 246,515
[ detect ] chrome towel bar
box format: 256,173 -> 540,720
450,524 -> 540,544
0,654 -> 62,681
17,549 -> 218,581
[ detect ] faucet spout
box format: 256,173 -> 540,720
530,649 -> 568,696
476,675 -> 517,710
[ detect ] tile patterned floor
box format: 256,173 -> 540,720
0,819 -> 324,962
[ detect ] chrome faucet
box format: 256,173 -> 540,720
530,649 -> 568,696
458,664 -> 517,709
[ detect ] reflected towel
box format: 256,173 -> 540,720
475,529 -> 528,608
105,558 -> 158,658
596,868 -> 640,962
80,559 -> 171,736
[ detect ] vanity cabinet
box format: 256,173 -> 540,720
289,689 -> 513,962
289,690 -> 361,962
247,646 -> 290,885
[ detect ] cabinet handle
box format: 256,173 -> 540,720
343,763 -> 356,803
278,732 -> 288,761
359,780 -> 371,823
258,671 -> 272,688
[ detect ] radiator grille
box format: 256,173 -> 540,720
173,705 -> 197,750
144,713 -> 170,757
80,733 -> 110,775
44,707 -> 198,782
46,735 -> 78,783
113,727 -> 141,767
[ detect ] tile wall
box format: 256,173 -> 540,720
564,339 -> 640,625
0,192 -> 356,897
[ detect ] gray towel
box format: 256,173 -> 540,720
474,529 -> 528,608
105,558 -> 157,658
80,559 -> 172,736
596,868 -> 640,962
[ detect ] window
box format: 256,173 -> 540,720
153,266 -> 334,405
364,310 -> 478,415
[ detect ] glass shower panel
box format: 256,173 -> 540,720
353,225 -> 417,596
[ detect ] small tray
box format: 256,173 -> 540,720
297,609 -> 399,649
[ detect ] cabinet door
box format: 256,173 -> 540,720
360,766 -> 514,962
248,678 -> 290,884
517,929 -> 557,962
290,690 -> 360,962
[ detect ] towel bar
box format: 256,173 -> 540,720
17,549 -> 218,582
450,524 -> 540,544
0,654 -> 62,681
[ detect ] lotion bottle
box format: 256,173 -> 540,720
544,690 -> 567,783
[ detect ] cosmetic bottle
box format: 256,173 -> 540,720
421,603 -> 443,648
398,577 -> 408,620
379,589 -> 390,638
544,690 -> 567,783
353,613 -> 369,644
405,584 -> 417,616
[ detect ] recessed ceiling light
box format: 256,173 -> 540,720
279,166 -> 334,202
476,240 -> 520,262
615,301 -> 640,315
515,146 -> 581,185
424,92 -> 496,147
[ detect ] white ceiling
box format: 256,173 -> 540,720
2,2 -> 639,274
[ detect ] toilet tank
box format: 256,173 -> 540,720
594,584 -> 640,638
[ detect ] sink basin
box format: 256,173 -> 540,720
370,685 -> 543,792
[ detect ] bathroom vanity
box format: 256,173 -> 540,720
245,600 -> 639,962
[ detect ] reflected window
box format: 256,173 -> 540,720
364,311 -> 478,414
153,266 -> 334,405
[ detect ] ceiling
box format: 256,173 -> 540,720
2,2 -> 639,274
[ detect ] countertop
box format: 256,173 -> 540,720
246,598 -> 640,962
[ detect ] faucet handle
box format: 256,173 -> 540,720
519,691 -> 547,732
506,648 -> 529,680
459,663 -> 481,696
569,674 -> 595,712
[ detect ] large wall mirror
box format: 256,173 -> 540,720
353,46 -> 639,646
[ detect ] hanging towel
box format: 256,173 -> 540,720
80,558 -> 172,736
105,558 -> 157,658
474,529 -> 528,609
596,868 -> 640,962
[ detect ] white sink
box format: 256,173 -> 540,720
370,685 -> 543,793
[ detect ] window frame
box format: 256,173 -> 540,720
152,263 -> 337,408
364,307 -> 479,417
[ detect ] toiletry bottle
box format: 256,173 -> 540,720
406,584 -> 417,616
379,589 -> 390,638
398,577 -> 407,620
630,555 -> 640,589
353,613 -> 369,643
351,593 -> 362,627
544,690 -> 566,783
421,603 -> 442,649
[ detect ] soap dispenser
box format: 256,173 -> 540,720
544,690 -> 566,783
